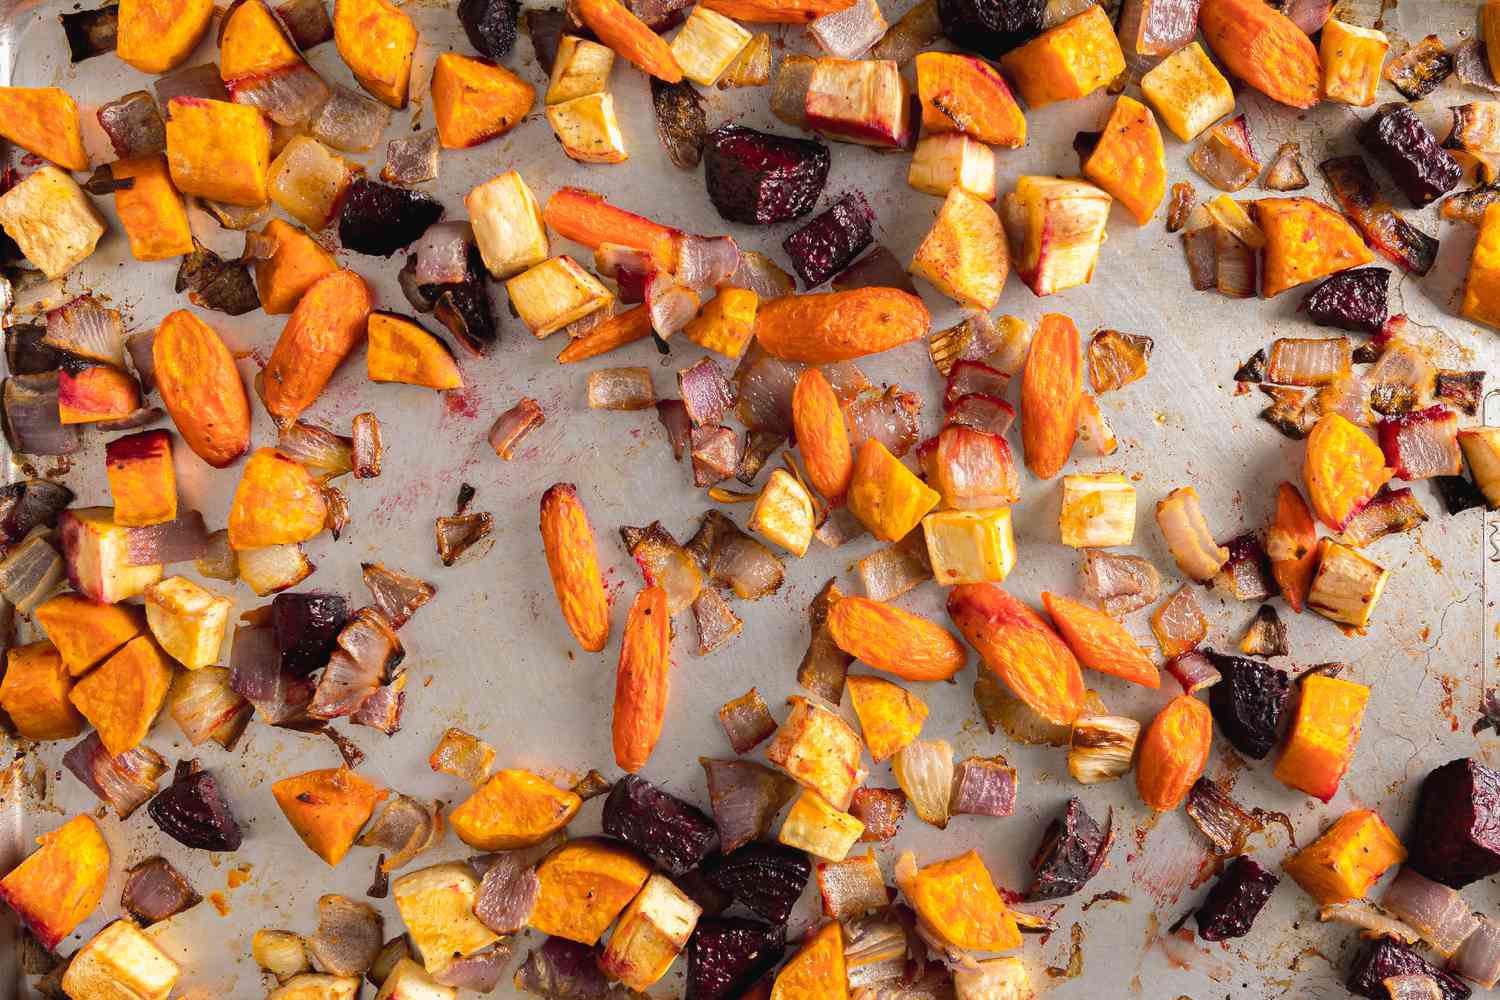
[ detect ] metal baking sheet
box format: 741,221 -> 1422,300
0,0 -> 1495,995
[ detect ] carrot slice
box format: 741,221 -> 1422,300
542,187 -> 680,272
1041,591 -> 1160,689
1020,313 -> 1083,479
1268,481 -> 1318,612
702,0 -> 851,22
1136,694 -> 1212,811
557,306 -> 653,364
792,368 -> 853,501
947,583 -> 1085,726
574,0 -> 683,82
613,586 -> 670,773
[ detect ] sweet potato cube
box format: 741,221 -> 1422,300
1082,95 -> 1166,225
1303,413 -> 1393,531
779,789 -> 865,862
910,186 -> 1008,310
391,862 -> 500,974
58,364 -> 143,425
766,695 -> 865,810
0,165 -> 105,279
897,849 -> 1021,952
449,768 -> 582,850
1256,197 -> 1375,297
506,255 -> 614,337
165,97 -> 272,207
35,593 -> 145,676
0,815 -> 109,950
255,219 -> 338,314
0,640 -> 84,740
431,52 -> 535,149
847,438 -> 941,542
1319,19 -> 1388,107
1282,808 -> 1404,904
272,767 -> 382,866
118,0 -> 214,74
1140,42 -> 1234,143
228,448 -> 328,550
367,312 -> 464,390
770,921 -> 846,1000
105,429 -> 176,527
59,507 -> 164,604
530,837 -> 651,944
1199,0 -> 1320,109
599,874 -> 703,990
922,508 -> 1015,585
1274,673 -> 1370,801
684,288 -> 758,358
219,0 -> 303,81
1463,203 -> 1500,330
914,51 -> 1025,148
846,674 -> 927,762
62,919 -> 180,1000
111,155 -> 194,261
335,0 -> 418,107
999,6 -> 1124,108
466,171 -> 550,279
144,576 -> 232,670
68,635 -> 174,756
0,87 -> 87,170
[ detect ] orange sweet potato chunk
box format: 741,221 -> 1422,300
105,429 -> 177,527
261,269 -> 374,425
915,52 -> 1025,149
771,921 -> 847,1000
227,448 -> 328,549
219,0 -> 303,81
0,815 -> 110,950
367,311 -> 464,390
35,594 -> 146,677
335,0 -> 418,107
530,838 -> 651,944
1274,673 -> 1370,802
947,583 -> 1085,726
112,156 -> 195,262
58,365 -> 142,425
845,674 -> 927,763
1082,95 -> 1166,226
165,97 -> 272,207
0,87 -> 87,171
999,6 -> 1124,107
154,310 -> 252,469
900,850 -> 1021,952
254,219 -> 338,315
431,52 -> 536,149
272,767 -> 382,866
1257,197 -> 1374,297
119,0 -> 216,74
450,769 -> 582,850
1303,413 -> 1393,531
1268,480 -> 1319,612
1282,808 -> 1404,905
68,635 -> 174,756
1042,591 -> 1159,688
0,640 -> 84,741
1200,0 -> 1320,109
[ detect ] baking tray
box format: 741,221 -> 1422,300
0,0 -> 1495,994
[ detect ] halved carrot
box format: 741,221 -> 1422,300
1268,481 -> 1319,612
1041,591 -> 1160,689
1136,695 -> 1212,811
540,483 -> 611,652
827,596 -> 967,682
557,306 -> 653,364
947,583 -> 1085,726
574,0 -> 683,82
613,585 -> 670,773
1020,313 -> 1083,479
261,269 -> 373,425
792,368 -> 852,501
542,187 -> 680,273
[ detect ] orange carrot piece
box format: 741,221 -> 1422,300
1041,591 -> 1160,689
1020,313 -> 1083,479
557,306 -> 654,364
613,586 -> 671,773
792,368 -> 853,501
702,0 -> 851,21
542,187 -> 680,272
573,0 -> 683,82
1136,694 -> 1212,811
1268,481 -> 1319,612
947,583 -> 1085,726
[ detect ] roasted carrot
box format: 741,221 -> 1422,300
573,0 -> 683,82
557,306 -> 654,363
613,586 -> 670,772
542,187 -> 680,272
260,269 -> 373,425
1020,313 -> 1083,479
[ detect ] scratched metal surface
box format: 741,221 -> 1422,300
0,0 -> 1494,995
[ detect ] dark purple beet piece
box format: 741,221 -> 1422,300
704,125 -> 830,226
601,775 -> 718,875
515,936 -> 612,1000
272,591 -> 349,676
422,245 -> 497,353
1206,652 -> 1290,760
1346,936 -> 1471,1000
147,760 -> 243,852
458,0 -> 520,58
1301,267 -> 1390,335
1359,103 -> 1462,207
686,918 -> 786,1000
782,192 -> 875,288
936,0 -> 1043,58
339,178 -> 444,257
1193,856 -> 1278,941
702,842 -> 811,924
1027,797 -> 1112,901
1435,475 -> 1488,515
1408,757 -> 1500,889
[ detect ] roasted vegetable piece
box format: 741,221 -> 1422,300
59,508 -> 163,603
459,0 -> 520,57
339,179 -> 444,257
1020,313 -> 1083,479
1081,95 -> 1166,225
686,918 -> 785,1000
272,767 -> 380,866
1303,413 -> 1394,530
431,52 -> 535,148
1042,591 -> 1158,689
1359,103 -> 1462,207
334,0 -> 417,107
153,310 -> 251,468
366,312 -> 463,390
783,191 -> 874,290
540,483 -> 611,653
576,0 -> 683,81
261,269 -> 374,425
603,774 -> 718,874
827,596 -> 966,682
111,156 -> 194,261
1274,673 -> 1370,801
756,288 -> 929,364
450,769 -> 582,850
391,862 -> 499,973
600,873 -> 703,991
613,586 -> 671,773
1319,18 -> 1388,107
1302,268 -> 1389,334
255,219 -> 339,314
704,124 -> 830,226
1195,856 -> 1279,941
1463,203 -> 1500,330
0,86 -> 88,170
227,448 -> 327,549
897,849 -> 1021,952
1198,0 -> 1320,108
778,788 -> 864,861
1135,694 -> 1212,812
769,921 -> 846,1000
68,635 -> 173,755
530,837 -> 651,944
144,576 -> 231,670
948,583 -> 1085,726
0,167 -> 106,280
933,0 -> 1041,59
542,186 -> 680,272
1283,808 -> 1405,904
910,187 -> 1008,310
915,51 -> 1025,148
1028,796 -> 1111,900
702,842 -> 811,924
148,759 -> 243,851
845,674 -> 927,762
1407,758 -> 1500,889
1139,41 -> 1233,143
0,640 -> 84,740
998,6 -> 1123,108
1206,652 -> 1289,759
846,438 -> 941,542
35,594 -> 144,676
164,97 -> 271,206
1346,937 -> 1471,1000
793,368 -> 852,501
64,917 -> 181,999
0,815 -> 110,950
1318,157 -> 1438,277
765,695 -> 863,810
106,429 -> 176,528
57,363 -> 141,426
1256,197 -> 1375,297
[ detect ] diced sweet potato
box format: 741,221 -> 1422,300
35,594 -> 145,676
1319,19 -> 1388,108
898,850 -> 1021,952
1282,808 -> 1404,904
766,695 -> 864,810
153,310 -> 252,468
847,438 -> 941,542
1303,413 -> 1393,531
0,166 -> 105,279
111,156 -> 195,261
0,640 -> 84,740
770,921 -> 847,1000
909,187 -> 1008,310
914,52 -> 1025,148
144,576 -> 232,670
119,0 -> 215,73
261,269 -> 374,425
1020,313 -> 1083,479
947,583 -> 1085,727
846,674 -> 927,763
1041,591 -> 1159,689
531,837 -> 652,944
165,97 -> 272,207
58,364 -> 142,425
367,311 -> 464,390
335,0 -> 418,107
998,6 -> 1124,108
1463,202 -> 1500,331
1268,481 -> 1318,613
105,429 -> 177,527
755,288 -> 930,363
391,863 -> 499,974
255,219 -> 339,314
1081,95 -> 1166,226
219,0 -> 303,81
62,919 -> 180,1000
575,0 -> 683,82
59,507 -> 164,604
1273,673 -> 1369,801
0,87 -> 87,171
449,769 -> 582,850
1199,0 -> 1320,109
1256,197 -> 1375,297
431,52 -> 535,149
68,634 -> 174,755
227,448 -> 328,549
0,815 -> 110,950
272,767 -> 382,866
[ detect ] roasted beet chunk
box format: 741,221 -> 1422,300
704,125 -> 830,226
1359,104 -> 1462,207
1206,652 -> 1290,760
686,918 -> 786,1000
272,591 -> 350,675
339,178 -> 444,257
936,0 -> 1044,58
782,192 -> 876,289
1408,757 -> 1500,889
422,245 -> 497,353
601,775 -> 719,875
458,0 -> 520,58
1302,268 -> 1390,334
1193,856 -> 1278,941
147,760 -> 242,852
1027,797 -> 1112,901
1346,936 -> 1472,1000
515,936 -> 611,999
702,842 -> 811,924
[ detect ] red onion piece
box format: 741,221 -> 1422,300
675,234 -> 740,292
231,618 -> 315,724
414,221 -> 475,286
847,386 -> 922,458
950,756 -> 1017,817
97,90 -> 166,159
358,795 -> 441,872
475,852 -> 541,935
125,510 -> 210,566
944,361 -> 1009,405
856,538 -> 931,602
717,688 -> 776,754
595,243 -> 657,288
155,63 -> 230,109
694,577 -> 742,654
622,522 -> 702,614
1168,650 -> 1222,694
238,543 -> 316,597
1117,0 -> 1199,56
350,684 -> 404,734
1379,406 -> 1462,481
1450,914 -> 1500,988
918,426 -> 1018,509
96,407 -> 164,432
309,649 -> 382,720
700,757 -> 797,853
816,851 -> 888,919
310,84 -> 389,151
195,529 -> 238,582
362,563 -> 434,629
726,249 -> 795,300
1382,867 -> 1479,958
63,732 -> 168,819
944,392 -> 1015,437
436,945 -> 513,993
1319,900 -> 1421,944
122,856 -> 201,926
1181,225 -> 1217,291
229,63 -> 330,127
307,895 -> 383,977
352,412 -> 383,479
0,479 -> 74,546
655,400 -> 692,461
515,937 -> 611,1000
587,367 -> 657,412
1277,0 -> 1329,33
1083,550 -> 1160,616
273,0 -> 332,47
678,358 -> 734,428
44,296 -> 125,367
278,421 -> 354,481
0,534 -> 65,613
169,666 -> 251,746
